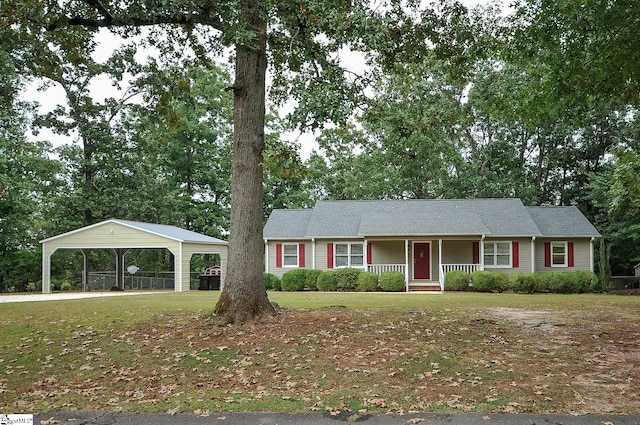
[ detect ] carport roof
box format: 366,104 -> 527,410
40,219 -> 228,245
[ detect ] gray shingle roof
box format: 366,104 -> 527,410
264,199 -> 600,239
111,219 -> 228,244
526,206 -> 600,237
263,209 -> 314,239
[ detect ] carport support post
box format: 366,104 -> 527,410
82,249 -> 92,291
41,243 -> 54,294
114,248 -> 128,290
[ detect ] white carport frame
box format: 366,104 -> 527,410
40,219 -> 228,293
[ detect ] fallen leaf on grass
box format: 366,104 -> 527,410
193,409 -> 210,417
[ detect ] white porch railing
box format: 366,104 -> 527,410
439,264 -> 484,290
441,263 -> 484,275
368,264 -> 406,275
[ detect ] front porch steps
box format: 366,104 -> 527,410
408,283 -> 442,292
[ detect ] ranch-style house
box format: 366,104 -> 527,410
263,199 -> 601,291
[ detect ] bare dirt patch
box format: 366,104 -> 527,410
488,307 -> 640,414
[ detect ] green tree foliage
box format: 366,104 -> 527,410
136,65 -> 234,237
507,0 -> 640,114
0,33 -> 61,291
591,163 -> 640,275
363,64 -> 466,199
308,125 -> 398,200
263,129 -> 313,219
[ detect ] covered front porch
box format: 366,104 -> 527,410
365,239 -> 485,292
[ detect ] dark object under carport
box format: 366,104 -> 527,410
198,266 -> 221,290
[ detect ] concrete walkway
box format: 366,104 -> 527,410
32,411 -> 640,425
0,291 -> 170,303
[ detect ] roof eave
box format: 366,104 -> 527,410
40,219 -> 120,244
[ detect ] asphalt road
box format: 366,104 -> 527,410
33,411 -> 640,425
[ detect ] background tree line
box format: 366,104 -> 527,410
1,0 -> 639,293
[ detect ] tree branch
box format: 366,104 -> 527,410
42,2 -> 227,33
84,0 -> 114,23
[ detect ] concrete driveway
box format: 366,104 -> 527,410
0,291 -> 169,303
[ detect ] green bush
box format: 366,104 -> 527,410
573,270 -> 599,293
508,273 -> 541,293
380,271 -> 405,292
493,272 -> 510,293
357,272 -> 379,292
317,271 -> 337,291
541,271 -> 599,294
444,270 -> 470,291
281,269 -> 308,291
538,272 -> 554,293
263,273 -> 281,291
335,268 -> 361,291
60,281 -> 73,291
51,277 -> 62,291
470,271 -> 496,292
305,269 -> 323,291
26,282 -> 37,292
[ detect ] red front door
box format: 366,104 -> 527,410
414,243 -> 430,279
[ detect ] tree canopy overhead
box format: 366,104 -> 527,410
507,0 -> 640,117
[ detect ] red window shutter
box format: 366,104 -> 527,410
544,242 -> 551,267
512,241 -> 519,268
276,244 -> 282,268
367,242 -> 372,265
327,243 -> 334,269
472,241 -> 480,264
568,242 -> 574,267
299,243 -> 305,268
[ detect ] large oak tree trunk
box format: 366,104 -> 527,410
213,0 -> 275,324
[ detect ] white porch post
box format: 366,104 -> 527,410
404,239 -> 409,291
312,238 -> 316,270
590,237 -> 595,272
363,238 -> 367,271
438,239 -> 443,290
264,239 -> 268,273
531,237 -> 536,273
480,235 -> 485,271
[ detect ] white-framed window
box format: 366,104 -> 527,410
484,241 -> 511,267
551,241 -> 567,267
335,242 -> 364,268
282,243 -> 299,267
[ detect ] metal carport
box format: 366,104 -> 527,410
40,219 -> 228,293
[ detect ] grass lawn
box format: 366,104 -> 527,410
1,291 -> 639,415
